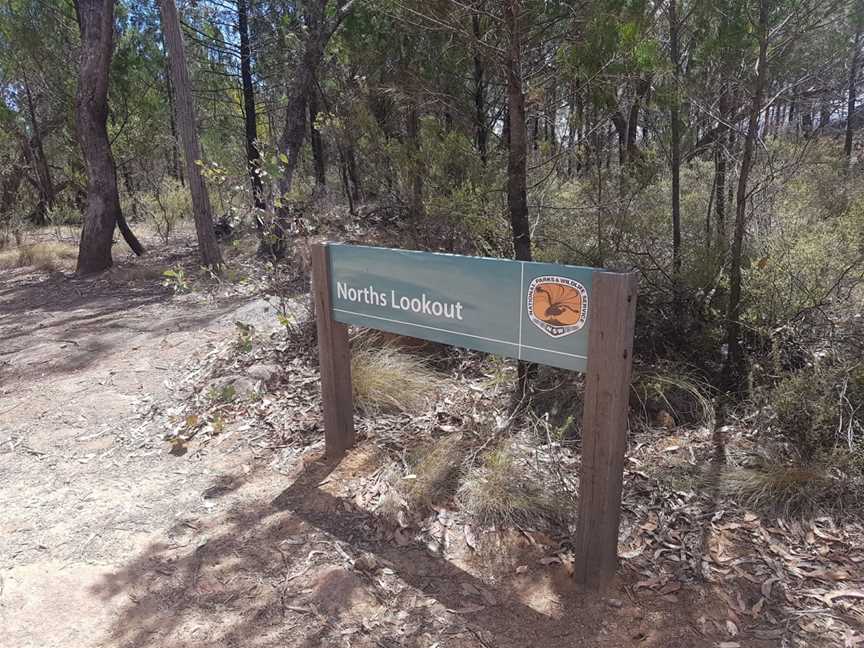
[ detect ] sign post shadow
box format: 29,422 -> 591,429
310,242 -> 637,589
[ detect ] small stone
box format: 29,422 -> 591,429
246,363 -> 279,382
606,598 -> 624,609
353,552 -> 379,572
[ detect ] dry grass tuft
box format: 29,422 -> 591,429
718,463 -> 862,516
403,435 -> 466,506
457,442 -> 569,528
632,369 -> 716,431
0,242 -> 77,272
109,264 -> 167,283
351,333 -> 440,414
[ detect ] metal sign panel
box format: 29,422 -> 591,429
327,244 -> 595,372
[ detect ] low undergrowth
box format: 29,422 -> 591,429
0,241 -> 77,272
350,332 -> 442,414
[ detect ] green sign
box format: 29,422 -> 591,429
328,244 -> 595,372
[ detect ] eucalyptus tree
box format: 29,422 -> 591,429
158,0 -> 223,268
74,0 -> 145,274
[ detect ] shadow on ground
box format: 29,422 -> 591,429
89,453 -> 713,648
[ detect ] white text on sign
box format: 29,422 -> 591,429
336,282 -> 464,320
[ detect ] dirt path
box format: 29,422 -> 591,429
0,266 -> 286,648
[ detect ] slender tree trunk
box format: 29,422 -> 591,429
669,0 -> 683,323
158,0 -> 222,267
725,0 -> 769,385
0,160 -> 23,220
75,0 -> 145,275
504,0 -> 531,263
22,72 -> 55,224
264,0 -> 330,258
472,11 -> 487,165
237,0 -> 265,218
161,31 -> 183,186
309,83 -> 327,188
845,7 -> 863,165
714,84 -> 729,252
406,101 -> 423,222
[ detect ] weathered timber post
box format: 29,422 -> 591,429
573,271 -> 638,588
311,243 -> 355,457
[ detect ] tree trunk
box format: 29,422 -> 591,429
0,159 -> 23,219
158,0 -> 222,268
472,11 -> 487,165
161,29 -> 183,186
22,72 -> 55,224
669,0 -> 683,323
725,0 -> 769,385
845,5 -> 863,165
264,0 -> 330,258
406,101 -> 423,222
309,83 -> 327,188
75,0 -> 145,275
714,84 -> 730,252
504,0 -> 532,263
237,0 -> 265,218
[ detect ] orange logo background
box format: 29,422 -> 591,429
531,282 -> 584,327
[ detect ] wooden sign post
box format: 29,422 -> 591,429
311,242 -> 637,589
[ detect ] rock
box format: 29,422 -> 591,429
606,597 -> 624,609
304,565 -> 381,617
206,375 -> 259,400
245,363 -> 280,383
352,552 -> 379,573
621,605 -> 644,620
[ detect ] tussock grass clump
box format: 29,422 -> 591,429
351,334 -> 440,414
403,435 -> 466,506
632,369 -> 715,430
109,264 -> 167,283
0,242 -> 77,272
718,463 -> 862,516
457,443 -> 568,528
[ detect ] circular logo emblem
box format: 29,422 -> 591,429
526,275 -> 588,338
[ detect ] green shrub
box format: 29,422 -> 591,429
770,363 -> 864,462
140,177 -> 191,243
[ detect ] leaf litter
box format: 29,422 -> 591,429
158,315 -> 864,647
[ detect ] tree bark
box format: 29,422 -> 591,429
21,72 -> 55,224
725,0 -> 769,385
669,0 -> 683,323
262,0 -> 330,258
472,10 -> 487,165
406,101 -> 423,222
75,0 -> 145,275
309,83 -> 327,189
504,0 -> 532,263
237,0 -> 265,217
845,4 -> 863,165
158,0 -> 222,268
714,84 -> 730,251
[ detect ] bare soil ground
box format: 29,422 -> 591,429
1,236 -> 861,648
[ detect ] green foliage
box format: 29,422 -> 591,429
162,265 -> 190,293
137,177 -> 192,243
770,363 -> 864,462
207,383 -> 237,404
234,322 -> 255,353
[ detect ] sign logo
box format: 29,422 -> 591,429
527,275 -> 588,338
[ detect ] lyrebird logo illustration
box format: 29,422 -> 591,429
526,275 -> 588,338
